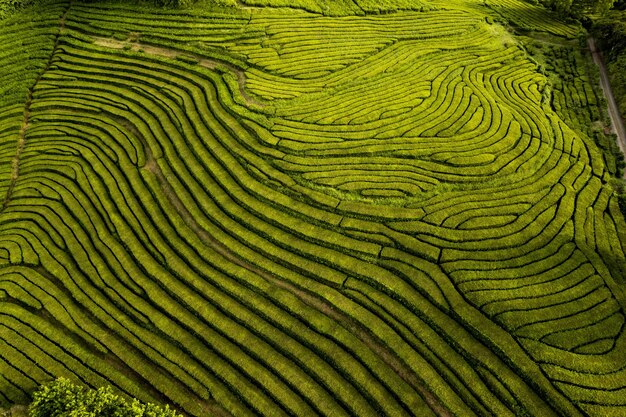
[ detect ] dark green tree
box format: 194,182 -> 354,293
29,378 -> 182,417
545,0 -> 617,14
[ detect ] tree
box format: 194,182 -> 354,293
544,0 -> 617,15
29,378 -> 182,417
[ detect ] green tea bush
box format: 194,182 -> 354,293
153,0 -> 194,6
594,11 -> 626,122
29,379 -> 182,417
1,1 -> 626,416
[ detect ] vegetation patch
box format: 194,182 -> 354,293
0,0 -> 625,416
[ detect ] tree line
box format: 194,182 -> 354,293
28,378 -> 183,417
540,0 -> 620,15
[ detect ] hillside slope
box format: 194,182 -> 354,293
1,0 -> 625,416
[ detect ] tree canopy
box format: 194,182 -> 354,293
542,0 -> 618,14
29,379 -> 182,417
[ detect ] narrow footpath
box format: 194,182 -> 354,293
588,37 -> 626,178
1,5 -> 70,211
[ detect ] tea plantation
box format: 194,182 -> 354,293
1,0 -> 626,416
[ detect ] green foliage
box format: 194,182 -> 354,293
29,379 -> 181,417
0,0 -> 195,18
238,0 -> 361,15
153,0 -> 194,6
619,193 -> 626,216
541,0 -> 616,14
594,11 -> 626,122
0,0 -> 33,19
594,12 -> 626,60
1,1 -> 626,417
523,36 -> 625,178
0,1 -> 61,109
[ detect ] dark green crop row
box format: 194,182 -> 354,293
1,1 -> 626,417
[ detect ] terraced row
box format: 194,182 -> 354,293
0,1 -> 625,416
0,0 -> 67,210
525,38 -> 625,177
0,27 -> 554,415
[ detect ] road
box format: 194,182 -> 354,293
588,37 -> 626,177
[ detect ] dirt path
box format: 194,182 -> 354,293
92,37 -> 265,108
1,6 -> 71,211
588,37 -> 626,177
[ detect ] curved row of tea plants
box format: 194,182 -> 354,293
0,0 -> 625,416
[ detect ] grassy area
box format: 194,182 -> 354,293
0,0 -> 625,416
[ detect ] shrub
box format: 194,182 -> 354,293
29,378 -> 182,417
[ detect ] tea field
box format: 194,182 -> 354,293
1,0 -> 626,416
